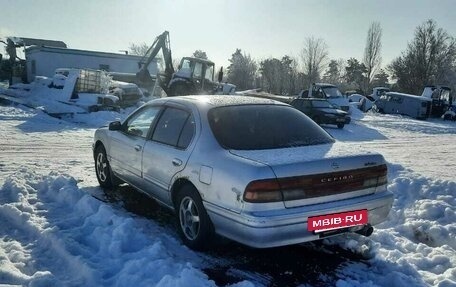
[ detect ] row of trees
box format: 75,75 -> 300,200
223,21 -> 386,95
223,19 -> 455,96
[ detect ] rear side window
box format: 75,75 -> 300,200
208,105 -> 334,150
152,107 -> 192,148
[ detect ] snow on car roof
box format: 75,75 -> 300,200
166,95 -> 286,107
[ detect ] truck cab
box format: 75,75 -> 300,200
169,57 -> 235,96
421,85 -> 452,117
298,83 -> 350,112
170,57 -> 216,94
370,87 -> 390,101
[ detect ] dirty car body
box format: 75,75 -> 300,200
93,95 -> 393,249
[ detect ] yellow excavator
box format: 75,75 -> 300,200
131,31 -> 235,96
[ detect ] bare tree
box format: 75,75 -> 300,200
363,22 -> 382,90
389,19 -> 456,94
128,42 -> 149,56
300,37 -> 328,87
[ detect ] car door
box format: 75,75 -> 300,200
109,105 -> 161,186
301,100 -> 313,116
142,106 -> 196,205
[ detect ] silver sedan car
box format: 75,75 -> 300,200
93,96 -> 393,250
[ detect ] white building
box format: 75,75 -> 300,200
25,46 -> 157,83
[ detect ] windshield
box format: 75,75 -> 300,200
208,105 -> 334,150
311,100 -> 333,108
322,87 -> 343,98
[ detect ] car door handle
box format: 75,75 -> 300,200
172,158 -> 183,166
134,145 -> 142,152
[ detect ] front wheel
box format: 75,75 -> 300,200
176,185 -> 214,250
94,145 -> 117,188
337,123 -> 345,129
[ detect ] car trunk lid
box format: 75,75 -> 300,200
230,143 -> 387,208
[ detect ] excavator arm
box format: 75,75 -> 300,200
136,31 -> 174,92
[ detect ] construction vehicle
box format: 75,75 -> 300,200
133,31 -> 234,97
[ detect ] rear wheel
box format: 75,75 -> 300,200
337,123 -> 345,129
175,185 -> 214,250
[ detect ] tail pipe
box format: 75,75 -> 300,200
356,224 -> 374,237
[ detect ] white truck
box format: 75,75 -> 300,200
298,83 -> 350,112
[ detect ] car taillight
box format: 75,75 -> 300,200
363,165 -> 388,188
244,179 -> 283,203
244,164 -> 388,203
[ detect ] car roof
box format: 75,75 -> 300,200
314,83 -> 336,88
147,95 -> 287,108
293,98 -> 328,101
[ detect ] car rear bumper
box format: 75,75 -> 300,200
205,190 -> 393,248
320,115 -> 350,125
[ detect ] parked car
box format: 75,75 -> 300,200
348,94 -> 374,112
373,92 -> 432,119
291,98 -> 350,128
93,96 -> 393,250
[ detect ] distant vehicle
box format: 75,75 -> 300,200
348,94 -> 374,112
291,98 -> 350,129
298,83 -> 350,112
131,31 -> 235,96
421,85 -> 452,117
373,92 -> 432,119
93,95 -> 392,250
369,87 -> 390,101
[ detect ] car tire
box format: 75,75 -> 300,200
337,123 -> 345,129
94,144 -> 117,189
175,185 -> 214,250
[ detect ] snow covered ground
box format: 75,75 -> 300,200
0,102 -> 455,286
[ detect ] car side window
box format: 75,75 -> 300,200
152,107 -> 192,147
124,106 -> 161,138
177,115 -> 195,149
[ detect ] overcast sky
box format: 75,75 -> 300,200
1,0 -> 455,70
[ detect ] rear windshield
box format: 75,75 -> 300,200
208,105 -> 334,150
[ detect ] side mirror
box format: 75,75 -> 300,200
217,67 -> 223,82
108,121 -> 122,131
